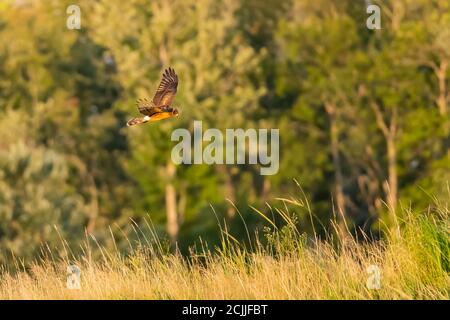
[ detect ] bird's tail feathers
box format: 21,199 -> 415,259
127,117 -> 148,126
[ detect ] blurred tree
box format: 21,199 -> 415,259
88,0 -> 265,248
0,109 -> 88,265
276,0 -> 366,235
0,0 -> 448,264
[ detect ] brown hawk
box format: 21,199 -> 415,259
127,67 -> 179,126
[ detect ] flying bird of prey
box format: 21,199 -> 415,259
127,67 -> 179,126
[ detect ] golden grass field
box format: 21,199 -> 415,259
0,196 -> 448,300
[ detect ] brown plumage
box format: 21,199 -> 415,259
127,67 -> 180,126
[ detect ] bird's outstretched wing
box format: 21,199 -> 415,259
152,67 -> 178,108
136,98 -> 161,116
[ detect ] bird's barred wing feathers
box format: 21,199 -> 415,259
136,98 -> 161,116
152,67 -> 178,108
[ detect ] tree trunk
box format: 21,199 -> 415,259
85,174 -> 99,234
165,162 -> 178,248
437,60 -> 448,116
386,134 -> 398,214
371,103 -> 398,217
436,59 -> 449,158
261,178 -> 271,204
325,103 -> 347,235
217,164 -> 236,219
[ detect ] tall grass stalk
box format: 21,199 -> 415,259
0,193 -> 448,300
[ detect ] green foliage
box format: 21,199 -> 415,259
0,141 -> 87,264
0,0 -> 448,266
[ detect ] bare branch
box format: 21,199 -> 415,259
370,102 -> 389,138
